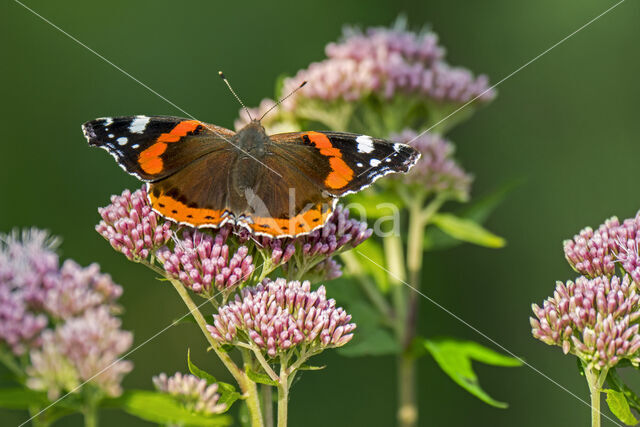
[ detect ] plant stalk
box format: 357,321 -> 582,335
397,194 -> 446,427
168,278 -> 264,426
584,364 -> 608,427
277,358 -> 290,427
82,406 -> 98,427
262,385 -> 274,427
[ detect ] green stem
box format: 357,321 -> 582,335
383,233 -> 407,338
397,356 -> 417,427
82,405 -> 98,427
167,278 -> 264,426
584,364 -> 608,427
277,357 -> 290,427
397,194 -> 446,427
28,407 -> 51,427
262,384 -> 274,427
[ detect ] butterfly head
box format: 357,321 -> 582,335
235,119 -> 269,153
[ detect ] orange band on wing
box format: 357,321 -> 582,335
157,120 -> 201,143
304,132 -> 353,190
137,120 -> 201,175
139,142 -> 167,174
247,202 -> 333,236
149,189 -> 225,226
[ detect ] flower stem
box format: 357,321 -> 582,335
277,357 -> 290,427
82,405 -> 98,427
398,194 -> 446,427
584,364 -> 608,427
397,356 -> 417,427
262,385 -> 274,427
167,278 -> 264,426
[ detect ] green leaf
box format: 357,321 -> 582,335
338,302 -> 400,357
605,389 -> 639,425
245,366 -> 278,386
0,388 -> 50,409
424,181 -> 519,251
430,213 -> 505,249
349,238 -> 389,292
107,390 -> 231,426
298,364 -> 326,371
188,349 -> 218,385
606,368 -> 640,412
187,349 -> 241,412
423,338 -> 522,408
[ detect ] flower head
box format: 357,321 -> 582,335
208,278 -> 355,358
156,228 -> 255,296
390,129 -> 472,199
153,372 -> 226,415
563,214 -> 640,281
27,307 -> 133,399
530,275 -> 640,370
96,187 -> 173,260
281,21 -> 493,109
0,229 -> 123,355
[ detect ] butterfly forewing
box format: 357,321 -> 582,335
82,115 -> 235,181
269,131 -> 420,196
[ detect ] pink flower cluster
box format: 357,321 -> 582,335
208,278 -> 355,358
391,129 -> 472,198
531,275 -> 640,369
281,23 -> 494,109
96,187 -> 173,260
0,229 -> 133,399
27,307 -> 133,399
153,372 -> 226,415
0,229 -> 122,355
157,229 -> 255,296
564,214 -> 640,281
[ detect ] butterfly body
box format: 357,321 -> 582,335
83,115 -> 419,237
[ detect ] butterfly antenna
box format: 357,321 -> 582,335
259,81 -> 307,121
219,71 -> 253,121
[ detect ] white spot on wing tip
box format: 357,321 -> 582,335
369,159 -> 381,167
130,115 -> 150,134
117,137 -> 128,145
356,135 -> 374,153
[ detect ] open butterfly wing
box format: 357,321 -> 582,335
269,131 -> 420,196
82,116 -> 235,181
146,150 -> 237,227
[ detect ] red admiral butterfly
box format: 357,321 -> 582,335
82,82 -> 419,238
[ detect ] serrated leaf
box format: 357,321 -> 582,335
605,389 -> 639,425
424,181 -> 519,251
606,368 -> 640,412
188,349 -> 218,385
423,338 -> 521,408
0,388 -> 50,409
187,349 -> 240,412
108,390 -> 231,426
245,366 -> 278,386
430,213 -> 505,249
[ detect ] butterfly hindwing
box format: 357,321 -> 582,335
239,152 -> 336,237
269,131 -> 420,196
82,115 -> 235,181
147,150 -> 237,227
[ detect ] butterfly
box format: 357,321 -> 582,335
82,115 -> 420,237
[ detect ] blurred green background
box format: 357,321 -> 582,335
2,0 -> 639,425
